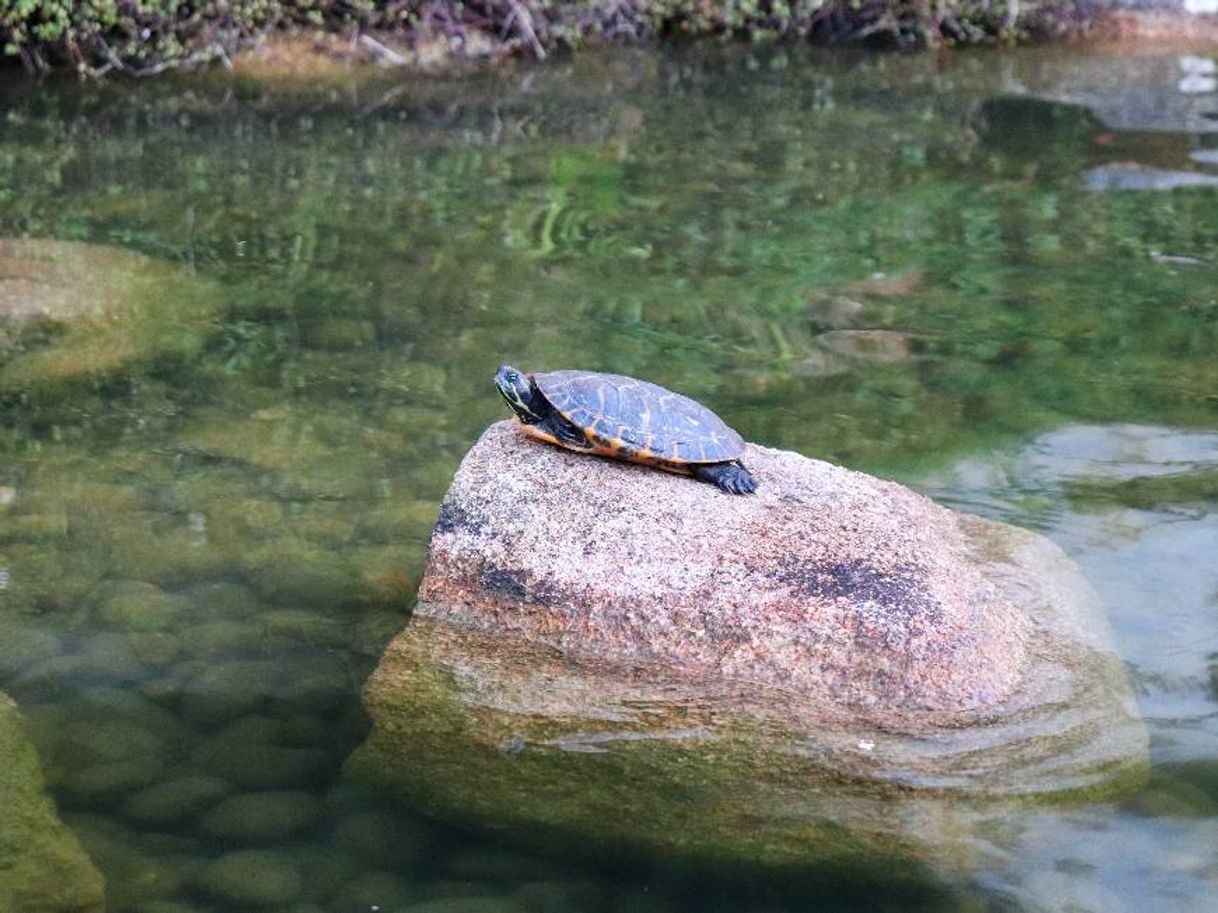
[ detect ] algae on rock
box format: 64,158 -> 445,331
0,238 -> 219,393
0,693 -> 105,913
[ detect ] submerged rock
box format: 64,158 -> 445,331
0,693 -> 105,913
0,238 -> 218,391
351,422 -> 1146,873
195,849 -> 302,907
199,790 -> 324,843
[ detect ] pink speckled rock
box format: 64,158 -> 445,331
418,421 -> 1030,713
352,425 -> 1145,871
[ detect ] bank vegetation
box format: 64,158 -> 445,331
1,0 -> 1102,75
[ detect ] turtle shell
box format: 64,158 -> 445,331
533,370 -> 744,465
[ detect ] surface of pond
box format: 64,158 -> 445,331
1,44 -> 1217,913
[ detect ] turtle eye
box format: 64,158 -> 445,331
506,371 -> 519,383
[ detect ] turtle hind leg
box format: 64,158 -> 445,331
693,461 -> 758,495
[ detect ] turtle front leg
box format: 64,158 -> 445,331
692,461 -> 758,495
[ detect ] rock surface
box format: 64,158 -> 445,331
418,421 -> 1029,714
0,693 -> 106,913
351,422 -> 1147,872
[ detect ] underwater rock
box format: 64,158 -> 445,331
0,694 -> 106,913
178,659 -> 285,726
401,899 -> 529,913
40,714 -> 170,804
330,871 -> 414,912
0,626 -> 63,679
812,329 -> 920,365
122,632 -> 183,671
195,849 -> 302,908
191,715 -> 337,789
57,756 -> 165,804
123,775 -> 233,827
244,541 -> 360,610
0,238 -> 219,392
333,809 -> 431,871
199,790 -> 323,843
350,421 -> 1146,873
93,580 -> 185,633
299,317 -> 377,351
65,813 -> 183,910
260,608 -> 351,650
179,620 -> 260,661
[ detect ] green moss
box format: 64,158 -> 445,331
0,695 -> 106,913
1065,469 -> 1218,511
349,627 -> 941,881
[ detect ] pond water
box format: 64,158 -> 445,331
1,44 -> 1217,913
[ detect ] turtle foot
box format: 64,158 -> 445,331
695,461 -> 759,495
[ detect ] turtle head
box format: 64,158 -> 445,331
495,365 -> 543,423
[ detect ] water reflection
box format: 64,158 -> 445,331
926,424 -> 1218,912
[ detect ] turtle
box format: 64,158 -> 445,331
494,365 -> 758,494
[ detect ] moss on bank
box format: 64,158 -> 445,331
0,0 -> 1092,75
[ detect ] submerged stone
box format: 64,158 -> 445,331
57,756 -> 165,804
131,901 -> 213,913
178,660 -> 283,725
330,871 -> 415,912
0,238 -> 219,392
39,713 -> 170,805
123,632 -> 183,671
332,809 -> 431,871
179,619 -> 261,660
402,899 -> 529,913
94,580 -> 184,633
123,775 -> 233,827
66,813 -> 182,910
299,317 -> 377,351
260,608 -> 351,650
812,329 -> 921,365
0,694 -> 105,913
0,626 -> 63,678
191,715 -> 337,789
199,790 -> 324,843
244,542 -> 359,610
195,849 -> 302,907
78,631 -> 146,682
350,421 -> 1146,874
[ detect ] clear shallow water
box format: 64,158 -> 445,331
1,45 -> 1217,913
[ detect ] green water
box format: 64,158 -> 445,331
1,45 -> 1217,913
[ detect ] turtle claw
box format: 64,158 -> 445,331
695,461 -> 758,495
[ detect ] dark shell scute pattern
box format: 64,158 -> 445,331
534,370 -> 745,463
